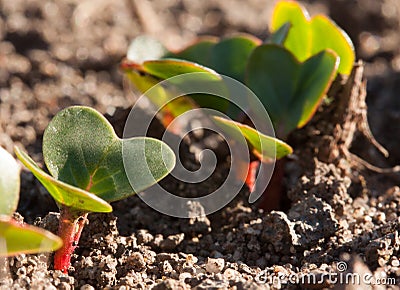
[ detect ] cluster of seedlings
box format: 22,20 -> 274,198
121,1 -> 354,207
1,0 -> 358,275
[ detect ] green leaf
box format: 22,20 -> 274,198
143,59 -> 221,80
0,147 -> 20,216
15,106 -> 175,212
144,60 -> 230,111
213,116 -> 293,162
123,59 -> 230,114
121,61 -> 203,128
271,1 -> 354,75
123,35 -> 262,118
246,44 -> 338,137
208,35 -> 261,82
166,35 -> 261,82
0,216 -> 62,256
15,147 -> 112,213
42,106 -> 175,203
268,22 -> 291,45
165,37 -> 218,66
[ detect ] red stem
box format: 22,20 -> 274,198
258,158 -> 285,211
245,160 -> 259,192
53,207 -> 87,273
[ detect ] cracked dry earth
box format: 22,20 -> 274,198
1,0 -> 400,289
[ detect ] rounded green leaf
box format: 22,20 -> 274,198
208,35 -> 261,82
0,216 -> 62,257
42,106 -> 175,204
165,37 -> 218,66
0,147 -> 20,216
246,44 -> 338,137
271,1 -> 354,75
213,116 -> 293,162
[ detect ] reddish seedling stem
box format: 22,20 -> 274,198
258,158 -> 285,211
245,159 -> 286,211
54,207 -> 87,273
245,160 -> 259,192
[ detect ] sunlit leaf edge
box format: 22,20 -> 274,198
14,146 -> 113,213
0,215 -> 62,257
213,116 -> 293,162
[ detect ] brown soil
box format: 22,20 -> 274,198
0,0 -> 399,289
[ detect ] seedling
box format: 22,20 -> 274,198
0,147 -> 62,257
121,1 -> 354,208
271,0 -> 354,75
121,39 -> 293,162
15,106 -> 175,273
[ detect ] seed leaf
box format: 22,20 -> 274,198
213,116 -> 293,162
271,0 -> 354,75
123,59 -> 229,114
246,44 -> 338,137
0,216 -> 62,257
0,147 -> 20,216
15,147 -> 112,212
16,106 -> 175,212
43,106 -> 175,203
208,35 -> 261,82
164,37 -> 218,66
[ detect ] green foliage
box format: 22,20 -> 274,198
122,59 -> 230,115
143,59 -> 219,80
0,147 -> 20,216
271,0 -> 355,75
123,0 -> 355,164
165,37 -> 218,66
14,106 -> 175,271
208,35 -> 261,82
167,34 -> 261,82
0,217 -> 62,256
16,106 -> 176,211
246,44 -> 338,137
15,148 -> 112,213
213,117 -> 293,162
0,147 -> 62,257
268,22 -> 291,45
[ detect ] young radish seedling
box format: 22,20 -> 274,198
0,147 -> 62,257
121,0 -> 355,209
15,106 -> 175,273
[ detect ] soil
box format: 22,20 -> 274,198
1,0 -> 400,289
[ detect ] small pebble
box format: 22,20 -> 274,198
205,258 -> 225,274
223,268 -> 240,280
80,285 -> 95,290
127,252 -> 146,271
